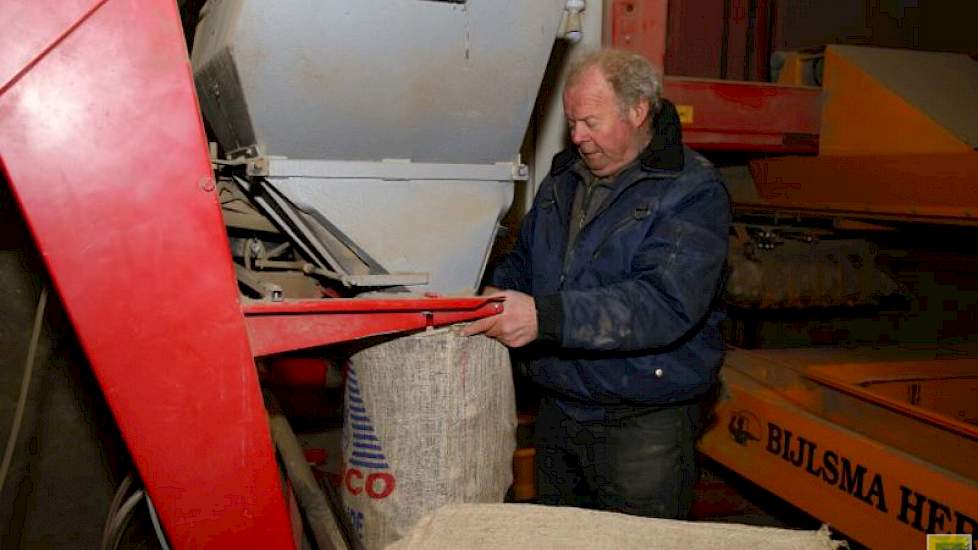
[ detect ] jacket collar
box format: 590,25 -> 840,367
638,98 -> 684,173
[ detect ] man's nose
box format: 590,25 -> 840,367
570,125 -> 587,145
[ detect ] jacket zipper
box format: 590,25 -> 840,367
590,209 -> 649,259
585,170 -> 677,227
553,173 -> 578,288
557,170 -> 676,286
572,171 -> 677,267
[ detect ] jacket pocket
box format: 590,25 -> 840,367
591,201 -> 657,260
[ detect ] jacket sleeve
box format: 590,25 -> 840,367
488,189 -> 541,294
558,174 -> 731,351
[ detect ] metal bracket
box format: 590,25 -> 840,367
260,158 -> 528,181
339,273 -> 429,288
303,265 -> 428,288
245,156 -> 269,177
235,265 -> 284,301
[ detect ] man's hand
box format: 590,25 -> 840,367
460,289 -> 538,347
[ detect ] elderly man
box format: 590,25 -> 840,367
462,49 -> 730,518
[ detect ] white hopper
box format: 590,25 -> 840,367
191,0 -> 569,293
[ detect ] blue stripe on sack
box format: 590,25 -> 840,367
349,459 -> 389,470
352,451 -> 386,460
348,387 -> 361,396
350,414 -> 370,422
353,442 -> 382,451
353,433 -> 378,441
349,405 -> 366,413
351,423 -> 373,431
349,396 -> 363,404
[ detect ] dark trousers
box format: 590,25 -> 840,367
534,397 -> 700,519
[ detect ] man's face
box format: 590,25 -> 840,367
562,66 -> 649,178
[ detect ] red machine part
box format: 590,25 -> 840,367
266,357 -> 335,387
663,0 -> 774,82
663,77 -> 820,154
607,0 -> 821,154
0,0 -> 296,546
606,0 -> 668,72
244,298 -> 503,357
0,0 -> 507,547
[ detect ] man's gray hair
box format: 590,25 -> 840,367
566,49 -> 663,118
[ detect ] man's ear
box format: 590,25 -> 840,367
628,99 -> 651,129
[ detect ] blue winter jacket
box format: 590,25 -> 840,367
490,101 -> 731,420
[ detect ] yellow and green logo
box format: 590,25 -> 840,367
926,534 -> 972,550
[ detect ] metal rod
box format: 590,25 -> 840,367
268,414 -> 352,550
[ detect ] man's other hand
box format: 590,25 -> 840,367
460,290 -> 538,347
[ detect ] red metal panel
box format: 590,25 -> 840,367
722,0 -> 772,81
243,297 -> 504,316
660,0 -> 772,81
607,0 -> 668,73
724,0 -> 750,79
0,0 -> 294,548
664,0 -> 725,78
0,0 -> 100,91
607,1 -> 815,152
752,0 -> 773,82
663,76 -> 821,153
243,298 -> 504,357
266,357 -> 333,387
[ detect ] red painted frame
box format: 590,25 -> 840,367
607,1 -> 822,154
2,1 -> 508,547
663,77 -> 820,154
244,297 -> 503,357
606,0 -> 668,72
1,0 -> 296,547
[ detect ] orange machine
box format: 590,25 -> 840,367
702,45 -> 978,550
747,45 -> 978,224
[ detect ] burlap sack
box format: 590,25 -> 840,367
387,503 -> 847,550
341,329 -> 516,550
